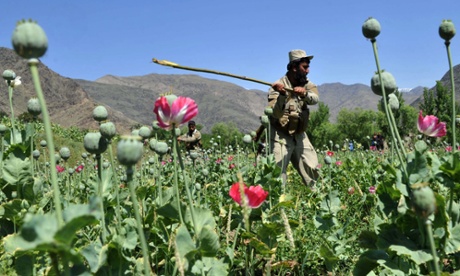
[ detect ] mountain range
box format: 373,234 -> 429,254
1,47 -> 458,134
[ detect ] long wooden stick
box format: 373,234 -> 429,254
152,58 -> 273,87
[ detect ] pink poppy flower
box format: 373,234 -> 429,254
75,164 -> 84,173
326,151 -> 334,157
229,163 -> 235,169
417,110 -> 447,137
153,95 -> 198,130
228,155 -> 234,161
229,183 -> 268,208
216,158 -> 222,164
317,164 -> 322,169
370,145 -> 377,151
56,165 -> 65,173
369,186 -> 376,194
335,161 -> 342,166
446,146 -> 453,152
161,161 -> 166,166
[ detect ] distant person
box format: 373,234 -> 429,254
349,140 -> 354,151
376,133 -> 384,151
267,49 -> 319,191
178,120 -> 202,152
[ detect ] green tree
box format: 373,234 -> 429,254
210,122 -> 243,149
336,108 -> 383,147
307,102 -> 330,146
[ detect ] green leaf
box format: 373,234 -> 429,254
439,151 -> 460,183
55,202 -> 100,244
2,151 -> 32,187
81,241 -> 108,273
202,257 -> 229,276
319,190 -> 341,215
353,249 -> 388,276
198,225 -> 220,257
319,244 -> 339,271
445,223 -> 460,254
388,245 -> 432,265
4,213 -> 59,254
186,207 -> 215,235
175,224 -> 197,270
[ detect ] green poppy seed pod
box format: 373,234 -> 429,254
152,120 -> 160,130
59,147 -> 71,161
362,17 -> 381,39
149,168 -> 155,175
0,124 -> 8,136
2,69 -> 16,81
92,105 -> 108,122
264,107 -> 273,116
174,127 -> 181,136
324,156 -> 332,165
387,93 -> 399,111
260,115 -> 270,127
68,168 -> 74,175
39,140 -> 47,147
117,136 -> 144,166
250,131 -> 257,138
190,151 -> 199,160
103,162 -> 110,169
131,129 -> 140,136
202,168 -> 209,176
55,153 -> 61,164
153,141 -> 169,155
138,126 -> 152,140
411,184 -> 436,219
100,121 -> 117,140
243,134 -> 252,144
32,149 -> 40,159
11,19 -> 48,59
27,98 -> 41,116
439,20 -> 456,41
164,94 -> 178,106
371,70 -> 397,96
81,152 -> 88,159
149,138 -> 158,151
84,132 -> 108,155
148,157 -> 155,164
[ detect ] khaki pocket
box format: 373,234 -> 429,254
299,108 -> 310,133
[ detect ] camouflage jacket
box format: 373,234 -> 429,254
268,76 -> 319,135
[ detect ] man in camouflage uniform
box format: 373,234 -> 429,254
268,49 -> 319,190
178,120 -> 202,152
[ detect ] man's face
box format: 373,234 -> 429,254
189,124 -> 195,131
294,61 -> 310,84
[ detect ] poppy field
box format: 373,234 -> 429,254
1,17 -> 460,276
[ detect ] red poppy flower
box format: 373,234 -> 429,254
229,183 -> 268,208
56,165 -> 65,173
446,146 -> 453,152
326,151 -> 334,157
75,164 -> 84,173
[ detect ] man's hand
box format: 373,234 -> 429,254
272,83 -> 286,95
293,86 -> 307,97
177,137 -> 182,142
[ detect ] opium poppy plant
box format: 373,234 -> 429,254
417,110 -> 447,137
229,182 -> 268,209
153,95 -> 198,130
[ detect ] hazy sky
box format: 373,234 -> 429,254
2,1 -> 460,92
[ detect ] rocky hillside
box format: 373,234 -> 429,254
0,47 -> 138,133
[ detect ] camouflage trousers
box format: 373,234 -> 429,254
269,126 -> 319,189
